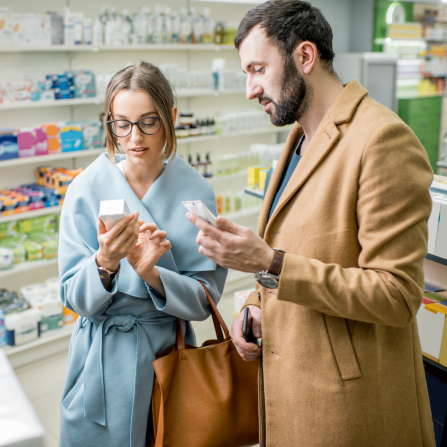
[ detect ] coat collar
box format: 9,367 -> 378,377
260,80 -> 368,237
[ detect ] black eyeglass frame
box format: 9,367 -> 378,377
107,117 -> 163,138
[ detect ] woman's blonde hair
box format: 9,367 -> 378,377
104,62 -> 177,163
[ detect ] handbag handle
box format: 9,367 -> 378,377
175,281 -> 231,351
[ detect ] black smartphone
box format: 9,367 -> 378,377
243,307 -> 257,344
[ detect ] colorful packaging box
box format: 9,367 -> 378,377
42,124 -> 61,154
0,221 -> 17,239
17,128 -> 36,158
60,124 -> 83,152
421,302 -> 447,362
81,120 -> 103,149
0,309 -> 6,347
0,131 -> 19,161
34,127 -> 48,156
17,214 -> 57,234
72,70 -> 96,98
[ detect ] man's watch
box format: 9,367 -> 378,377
97,264 -> 120,280
254,248 -> 286,289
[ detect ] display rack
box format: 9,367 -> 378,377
0,206 -> 62,224
0,44 -> 236,53
0,89 -> 247,111
0,127 -> 289,169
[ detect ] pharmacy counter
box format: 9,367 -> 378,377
0,350 -> 45,447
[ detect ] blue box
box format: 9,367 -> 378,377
60,124 -> 83,152
0,133 -> 19,161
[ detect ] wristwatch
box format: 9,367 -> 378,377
97,264 -> 120,280
254,248 -> 286,289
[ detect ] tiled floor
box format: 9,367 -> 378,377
15,293 -> 239,447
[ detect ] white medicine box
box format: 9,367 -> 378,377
99,199 -> 131,230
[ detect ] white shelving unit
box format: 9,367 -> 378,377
0,258 -> 59,279
0,206 -> 62,224
0,44 -> 237,53
0,11 -> 282,366
0,89 -> 247,111
0,127 -> 289,169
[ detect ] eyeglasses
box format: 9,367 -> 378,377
107,117 -> 162,138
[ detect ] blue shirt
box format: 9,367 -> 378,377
268,136 -> 304,220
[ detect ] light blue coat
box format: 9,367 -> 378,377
58,153 -> 227,447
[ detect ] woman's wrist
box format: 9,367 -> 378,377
96,252 -> 120,272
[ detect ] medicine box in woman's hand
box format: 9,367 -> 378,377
99,199 -> 131,230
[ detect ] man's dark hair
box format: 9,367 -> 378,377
235,0 -> 336,74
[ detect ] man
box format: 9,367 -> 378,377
186,1 -> 435,446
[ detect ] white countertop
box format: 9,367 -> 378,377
0,350 -> 45,447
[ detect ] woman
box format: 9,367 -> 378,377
58,62 -> 227,447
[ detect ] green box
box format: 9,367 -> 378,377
0,221 -> 18,239
17,214 -> 57,235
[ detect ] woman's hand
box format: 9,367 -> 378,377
127,223 -> 171,279
96,212 -> 140,271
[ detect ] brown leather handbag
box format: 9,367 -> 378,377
148,283 -> 259,447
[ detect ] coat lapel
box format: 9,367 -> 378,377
264,80 -> 368,236
258,124 -> 303,237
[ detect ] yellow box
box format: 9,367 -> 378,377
248,165 -> 270,188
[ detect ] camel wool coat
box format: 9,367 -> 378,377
243,80 -> 435,447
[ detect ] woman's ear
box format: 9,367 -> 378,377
171,106 -> 178,125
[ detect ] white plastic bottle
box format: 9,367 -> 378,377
202,8 -> 214,44
171,10 -> 180,43
162,7 -> 172,44
83,17 -> 92,44
152,5 -> 163,44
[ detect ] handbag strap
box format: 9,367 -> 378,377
175,281 -> 231,351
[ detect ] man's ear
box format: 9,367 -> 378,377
294,41 -> 317,75
171,106 -> 178,124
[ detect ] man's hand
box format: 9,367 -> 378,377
186,213 -> 274,273
230,305 -> 262,361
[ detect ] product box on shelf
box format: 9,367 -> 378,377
0,246 -> 14,270
34,127 -> 48,156
0,309 -> 6,347
81,120 -> 103,149
5,308 -> 41,346
21,284 -> 63,333
72,70 -> 96,98
60,124 -> 83,152
17,214 -> 57,235
17,128 -> 37,158
0,221 -> 18,239
420,302 -> 447,363
42,124 -> 61,154
0,130 -> 18,161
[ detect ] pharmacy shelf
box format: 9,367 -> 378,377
0,127 -> 288,169
0,89 -> 246,111
223,205 -> 262,221
0,44 -> 236,53
3,323 -> 75,357
0,258 -> 58,279
208,169 -> 248,184
426,253 -> 447,267
244,187 -> 265,199
0,206 -> 62,224
0,148 -> 103,168
0,97 -> 102,111
177,126 -> 290,145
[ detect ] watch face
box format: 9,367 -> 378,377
98,268 -> 111,279
259,275 -> 279,289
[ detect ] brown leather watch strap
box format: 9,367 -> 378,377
267,248 -> 285,277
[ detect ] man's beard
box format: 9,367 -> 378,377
260,56 -> 313,127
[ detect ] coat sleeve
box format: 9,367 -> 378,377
146,265 -> 227,321
277,122 -> 433,327
59,183 -> 118,318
